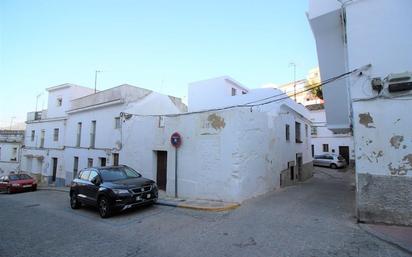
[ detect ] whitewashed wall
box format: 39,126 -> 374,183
121,104 -> 312,203
310,109 -> 354,160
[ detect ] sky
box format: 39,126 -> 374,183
0,0 -> 318,127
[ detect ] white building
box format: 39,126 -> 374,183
266,69 -> 354,165
0,130 -> 24,175
21,83 -> 186,186
308,104 -> 354,164
121,76 -> 313,202
308,0 -> 412,225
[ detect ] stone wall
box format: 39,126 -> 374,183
357,173 -> 412,226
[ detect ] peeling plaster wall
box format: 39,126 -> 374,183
121,107 -> 312,203
309,0 -> 412,225
345,0 -> 412,225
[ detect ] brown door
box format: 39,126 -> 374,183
113,153 -> 119,166
156,151 -> 167,191
52,158 -> 58,182
339,146 -> 350,164
296,153 -> 303,181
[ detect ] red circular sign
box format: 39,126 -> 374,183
170,132 -> 182,148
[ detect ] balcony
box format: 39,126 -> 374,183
27,111 -> 47,122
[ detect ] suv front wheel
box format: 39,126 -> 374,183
98,196 -> 112,218
70,192 -> 81,209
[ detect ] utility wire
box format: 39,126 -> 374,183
121,65 -> 368,119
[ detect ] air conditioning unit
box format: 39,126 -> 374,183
387,72 -> 412,93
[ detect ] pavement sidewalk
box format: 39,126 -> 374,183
359,223 -> 412,254
38,186 -> 240,212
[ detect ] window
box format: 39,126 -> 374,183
56,97 -> 62,107
311,145 -> 314,157
73,157 -> 79,179
53,128 -> 59,141
115,117 -> 121,129
87,158 -> 93,168
242,91 -> 247,95
323,144 -> 329,152
305,124 -> 308,138
113,153 -> 119,166
158,116 -> 165,128
76,122 -> 82,147
311,126 -> 317,135
80,170 -> 90,180
285,124 -> 290,141
40,130 -> 45,148
0,147 -> 2,160
11,147 -> 17,161
295,122 -> 302,143
100,157 -> 106,167
31,130 -> 35,141
231,88 -> 237,96
88,170 -> 98,182
90,120 -> 96,148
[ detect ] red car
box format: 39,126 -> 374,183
0,174 -> 37,194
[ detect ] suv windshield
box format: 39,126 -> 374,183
100,166 -> 142,182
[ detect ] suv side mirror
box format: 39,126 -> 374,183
91,177 -> 101,186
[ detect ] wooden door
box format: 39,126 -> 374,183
156,151 -> 167,191
52,158 -> 58,182
339,146 -> 350,164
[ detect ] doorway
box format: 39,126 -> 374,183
52,158 -> 58,182
339,146 -> 350,164
156,151 -> 167,191
296,153 -> 303,181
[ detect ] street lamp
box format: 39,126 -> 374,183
289,62 -> 297,101
9,116 -> 16,130
94,70 -> 102,93
35,92 -> 43,112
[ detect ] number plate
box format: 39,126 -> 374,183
23,185 -> 32,188
136,196 -> 142,201
146,193 -> 151,199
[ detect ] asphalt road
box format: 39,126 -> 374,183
0,167 -> 410,257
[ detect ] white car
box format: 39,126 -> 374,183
313,154 -> 347,169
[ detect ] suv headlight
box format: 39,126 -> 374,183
112,189 -> 130,195
151,183 -> 158,190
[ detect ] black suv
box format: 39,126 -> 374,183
70,165 -> 158,218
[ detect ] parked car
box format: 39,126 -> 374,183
70,165 -> 158,218
0,174 -> 37,193
313,154 -> 347,169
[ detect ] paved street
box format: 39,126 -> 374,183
0,167 -> 410,257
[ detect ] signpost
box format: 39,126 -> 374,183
170,132 -> 182,198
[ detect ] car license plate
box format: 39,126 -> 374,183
23,185 -> 32,188
136,196 -> 142,201
146,193 -> 151,199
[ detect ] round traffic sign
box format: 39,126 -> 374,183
170,132 -> 182,148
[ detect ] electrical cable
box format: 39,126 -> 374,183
121,65 -> 368,119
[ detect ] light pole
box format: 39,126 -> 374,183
289,62 -> 297,101
9,116 -> 16,130
35,93 -> 43,112
94,70 -> 102,93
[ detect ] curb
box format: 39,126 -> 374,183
358,224 -> 412,255
38,187 -> 69,193
155,199 -> 240,212
178,202 -> 240,212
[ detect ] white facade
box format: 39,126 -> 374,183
188,76 -> 249,112
308,0 -> 412,225
122,76 -> 313,202
21,84 -> 186,186
309,105 -> 354,163
0,130 -> 24,175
